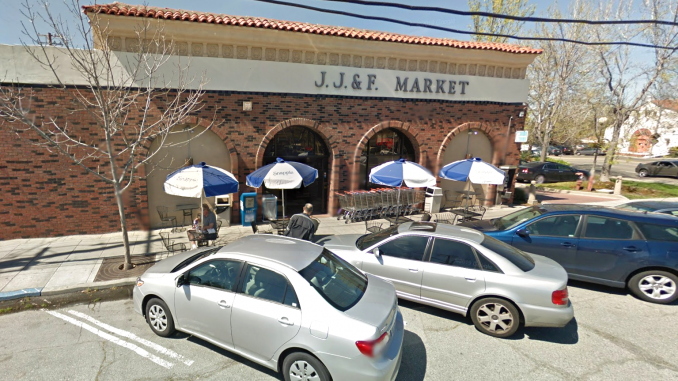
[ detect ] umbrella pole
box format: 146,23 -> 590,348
465,180 -> 471,214
282,189 -> 286,225
395,186 -> 401,225
200,190 -> 204,231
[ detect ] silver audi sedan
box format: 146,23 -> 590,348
317,222 -> 574,338
133,235 -> 403,381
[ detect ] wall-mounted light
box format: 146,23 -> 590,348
519,111 -> 525,118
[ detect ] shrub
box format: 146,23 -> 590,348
668,147 -> 678,158
545,157 -> 571,166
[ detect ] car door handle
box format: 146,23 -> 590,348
408,268 -> 419,272
217,300 -> 231,308
278,317 -> 294,326
623,246 -> 640,252
560,242 -> 576,248
465,276 -> 476,281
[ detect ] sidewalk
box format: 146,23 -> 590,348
0,204 -> 606,301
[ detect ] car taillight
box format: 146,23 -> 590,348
356,332 -> 389,357
521,168 -> 529,173
552,288 -> 569,305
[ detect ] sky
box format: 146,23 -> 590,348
0,0 -> 573,47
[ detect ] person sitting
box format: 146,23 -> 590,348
187,204 -> 218,248
284,203 -> 316,241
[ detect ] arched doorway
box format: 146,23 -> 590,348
145,125 -> 232,228
440,129 -> 494,203
263,126 -> 329,215
358,128 -> 416,189
629,129 -> 652,153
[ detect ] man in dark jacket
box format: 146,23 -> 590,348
285,203 -> 316,241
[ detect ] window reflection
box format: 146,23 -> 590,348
359,128 -> 415,189
264,126 -> 327,158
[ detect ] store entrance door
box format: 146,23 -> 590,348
262,127 -> 329,216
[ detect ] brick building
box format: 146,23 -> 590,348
0,3 -> 540,239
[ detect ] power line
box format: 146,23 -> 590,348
320,0 -> 678,27
250,0 -> 678,50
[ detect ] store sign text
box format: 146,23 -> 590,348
314,71 -> 470,94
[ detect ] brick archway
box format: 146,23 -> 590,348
351,120 -> 422,190
254,118 -> 339,215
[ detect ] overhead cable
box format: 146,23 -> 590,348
250,0 -> 678,50
319,0 -> 678,27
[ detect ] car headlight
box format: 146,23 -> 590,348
136,277 -> 144,287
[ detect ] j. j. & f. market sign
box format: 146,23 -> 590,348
314,72 -> 470,95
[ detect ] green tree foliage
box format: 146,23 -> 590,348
468,0 -> 536,43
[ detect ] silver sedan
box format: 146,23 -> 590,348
133,235 -> 403,381
317,222 -> 574,338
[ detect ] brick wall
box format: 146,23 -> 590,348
0,86 -> 524,239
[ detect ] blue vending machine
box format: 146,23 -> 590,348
240,192 -> 258,226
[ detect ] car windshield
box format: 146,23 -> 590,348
493,207 -> 544,230
299,248 -> 368,312
356,225 -> 399,250
480,235 -> 535,272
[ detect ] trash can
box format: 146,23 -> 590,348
240,192 -> 257,226
425,186 -> 442,214
262,194 -> 278,221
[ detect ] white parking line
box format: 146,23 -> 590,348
45,310 -> 174,369
67,310 -> 194,366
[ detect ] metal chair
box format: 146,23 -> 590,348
156,206 -> 177,232
181,208 -> 193,226
251,221 -> 273,234
365,220 -> 384,234
159,232 -> 186,254
433,212 -> 455,225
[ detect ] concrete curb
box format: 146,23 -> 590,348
0,279 -> 136,301
536,187 -> 629,200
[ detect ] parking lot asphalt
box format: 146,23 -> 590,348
1,282 -> 676,381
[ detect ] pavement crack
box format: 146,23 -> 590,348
580,323 -> 678,374
95,341 -> 107,381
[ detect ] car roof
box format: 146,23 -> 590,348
538,204 -> 678,223
622,200 -> 678,209
521,161 -> 546,167
400,221 -> 485,243
217,235 -> 322,271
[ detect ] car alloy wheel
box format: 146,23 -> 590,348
289,360 -> 322,381
149,305 -> 168,332
629,270 -> 678,304
638,275 -> 676,300
470,297 -> 520,338
638,169 -> 648,177
535,175 -> 545,184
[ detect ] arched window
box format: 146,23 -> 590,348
359,128 -> 415,189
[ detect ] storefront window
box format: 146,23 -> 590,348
359,128 -> 415,189
264,126 -> 327,158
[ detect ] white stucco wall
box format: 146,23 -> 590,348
604,102 -> 678,157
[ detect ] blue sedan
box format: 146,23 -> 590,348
459,205 -> 678,304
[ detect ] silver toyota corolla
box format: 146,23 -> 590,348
133,235 -> 403,381
317,222 -> 574,338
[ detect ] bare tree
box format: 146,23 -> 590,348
0,1 -> 210,270
593,0 -> 678,181
527,0 -> 592,162
468,0 -> 536,43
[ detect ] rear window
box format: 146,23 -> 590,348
480,235 -> 535,272
299,249 -> 368,312
636,223 -> 678,242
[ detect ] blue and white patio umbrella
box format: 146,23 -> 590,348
164,162 -> 239,228
246,158 -> 318,221
369,158 -> 436,222
438,158 -> 505,209
369,158 -> 437,188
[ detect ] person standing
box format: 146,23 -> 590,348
285,203 -> 316,241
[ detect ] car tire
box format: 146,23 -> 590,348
283,351 -> 332,381
534,175 -> 545,184
637,169 -> 648,178
145,298 -> 176,337
576,152 -> 582,156
470,297 -> 521,338
628,270 -> 678,304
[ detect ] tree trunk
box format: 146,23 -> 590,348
113,181 -> 133,270
600,118 -> 622,182
539,127 -> 551,162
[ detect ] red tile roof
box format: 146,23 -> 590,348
82,2 -> 542,55
653,99 -> 678,113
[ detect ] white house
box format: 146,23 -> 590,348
605,100 -> 678,157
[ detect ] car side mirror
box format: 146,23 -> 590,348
372,247 -> 380,258
516,228 -> 530,237
176,274 -> 185,288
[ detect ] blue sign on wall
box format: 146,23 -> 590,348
515,130 -> 529,143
